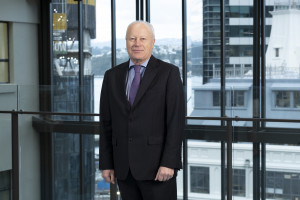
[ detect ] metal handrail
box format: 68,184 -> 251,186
2,109 -> 300,200
186,116 -> 300,123
0,110 -> 99,200
0,110 -> 100,116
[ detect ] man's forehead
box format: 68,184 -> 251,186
127,32 -> 152,38
126,23 -> 154,39
129,24 -> 151,32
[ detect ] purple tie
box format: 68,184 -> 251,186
129,65 -> 141,105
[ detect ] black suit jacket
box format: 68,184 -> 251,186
99,56 -> 185,180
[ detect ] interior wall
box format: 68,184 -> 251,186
0,0 -> 40,200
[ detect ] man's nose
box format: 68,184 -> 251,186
134,39 -> 142,45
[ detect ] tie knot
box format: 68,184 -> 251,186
133,65 -> 141,73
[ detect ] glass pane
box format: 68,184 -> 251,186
150,0 -> 182,68
92,0 -> 111,120
0,22 -> 8,59
53,133 -> 81,199
90,1 -> 112,197
0,114 -> 12,171
52,0 -> 94,115
0,170 -> 11,200
187,139 -> 253,199
187,139 -> 221,199
225,3 -> 254,123
0,84 -> 18,111
52,0 -> 80,114
81,0 -> 96,76
265,0 -> 300,128
187,0 -> 220,125
0,62 -> 9,83
94,135 -> 110,199
115,0 -> 135,65
231,142 -> 252,198
266,144 -> 300,200
51,1 -> 96,199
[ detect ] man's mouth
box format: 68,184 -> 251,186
132,49 -> 143,52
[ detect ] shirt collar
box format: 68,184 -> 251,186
129,58 -> 150,69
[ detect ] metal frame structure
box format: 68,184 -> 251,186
33,0 -> 300,199
3,109 -> 300,200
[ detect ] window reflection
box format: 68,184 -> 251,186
51,1 -> 96,200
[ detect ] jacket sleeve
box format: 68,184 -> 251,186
160,66 -> 185,169
99,71 -> 114,170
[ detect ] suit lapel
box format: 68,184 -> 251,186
132,56 -> 159,107
116,61 -> 130,106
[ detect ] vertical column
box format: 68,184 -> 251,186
226,120 -> 233,200
12,111 -> 19,200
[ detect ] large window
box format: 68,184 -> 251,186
41,0 -> 300,199
0,22 -> 9,83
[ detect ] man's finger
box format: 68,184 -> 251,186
155,166 -> 175,181
110,173 -> 115,184
102,170 -> 115,184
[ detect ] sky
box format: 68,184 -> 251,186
94,0 -> 203,43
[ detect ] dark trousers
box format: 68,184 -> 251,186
117,170 -> 177,200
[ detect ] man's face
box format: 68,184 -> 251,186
126,23 -> 155,65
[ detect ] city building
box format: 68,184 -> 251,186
202,0 -> 274,83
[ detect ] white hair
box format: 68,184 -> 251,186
125,20 -> 155,39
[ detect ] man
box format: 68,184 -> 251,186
99,21 -> 184,200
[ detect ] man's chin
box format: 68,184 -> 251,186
131,58 -> 145,64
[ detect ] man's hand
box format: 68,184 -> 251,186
155,166 -> 174,182
102,169 -> 115,184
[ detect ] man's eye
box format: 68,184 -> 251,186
129,38 -> 136,41
141,38 -> 146,41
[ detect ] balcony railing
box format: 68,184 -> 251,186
1,110 -> 300,200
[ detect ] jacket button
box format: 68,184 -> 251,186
129,138 -> 132,143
